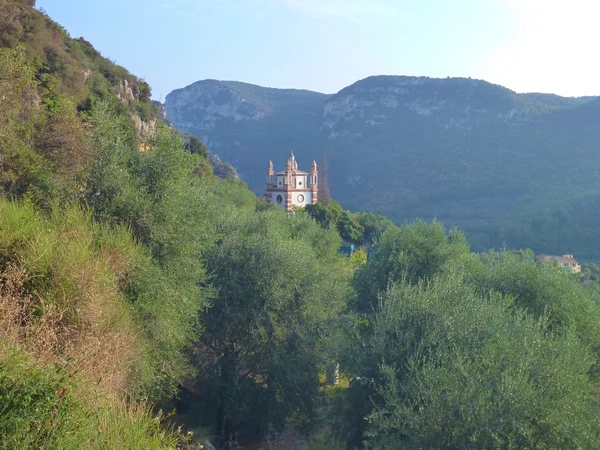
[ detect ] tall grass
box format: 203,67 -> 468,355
0,199 -> 140,391
0,198 -> 185,448
0,343 -> 184,449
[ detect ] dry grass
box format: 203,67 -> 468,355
0,264 -> 65,360
0,261 -> 139,397
0,199 -> 187,448
0,200 -> 142,398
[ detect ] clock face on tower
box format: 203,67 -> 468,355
297,194 -> 305,203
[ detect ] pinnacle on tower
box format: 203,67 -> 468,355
289,151 -> 298,170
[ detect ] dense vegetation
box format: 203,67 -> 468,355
166,76 -> 600,261
3,2 -> 600,449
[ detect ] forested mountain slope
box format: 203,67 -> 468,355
166,76 -> 600,259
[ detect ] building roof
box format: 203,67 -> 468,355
270,152 -> 315,176
537,254 -> 580,265
275,169 -> 308,175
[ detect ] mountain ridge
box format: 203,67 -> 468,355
168,78 -> 328,96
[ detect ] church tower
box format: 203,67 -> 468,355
266,153 -> 318,212
266,160 -> 274,204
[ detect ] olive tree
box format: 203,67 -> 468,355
363,276 -> 600,449
196,208 -> 349,443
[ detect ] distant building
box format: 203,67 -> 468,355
266,153 -> 318,212
537,254 -> 582,274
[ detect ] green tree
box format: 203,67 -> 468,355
85,102 -> 214,399
196,208 -> 348,443
137,79 -> 151,102
305,202 -> 342,229
337,212 -> 364,243
338,221 -> 470,446
460,250 -> 600,362
357,212 -> 396,245
184,134 -> 209,159
0,46 -> 48,200
361,276 -> 600,449
352,220 -> 470,312
305,201 -> 364,243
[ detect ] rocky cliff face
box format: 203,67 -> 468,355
164,75 -> 600,259
322,76 -> 553,135
115,77 -> 158,141
165,80 -> 327,178
209,153 -> 240,181
165,80 -> 269,132
131,114 -> 157,141
116,78 -> 137,102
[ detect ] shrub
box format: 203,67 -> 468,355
0,343 -> 185,449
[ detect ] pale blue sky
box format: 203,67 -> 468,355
37,0 -> 600,99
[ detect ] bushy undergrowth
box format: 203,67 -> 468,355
0,343 -> 183,449
0,198 -> 184,448
0,200 -> 140,389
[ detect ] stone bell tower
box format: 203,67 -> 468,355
266,153 -> 318,212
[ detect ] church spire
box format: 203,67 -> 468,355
289,151 -> 298,170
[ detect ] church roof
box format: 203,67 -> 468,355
275,168 -> 308,175
272,152 -> 313,175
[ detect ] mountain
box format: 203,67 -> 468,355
165,76 -> 600,259
165,79 -> 327,171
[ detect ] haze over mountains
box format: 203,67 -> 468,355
165,76 -> 600,259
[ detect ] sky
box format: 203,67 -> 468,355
36,0 -> 600,100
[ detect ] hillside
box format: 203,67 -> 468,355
166,76 -> 600,259
0,1 -> 214,446
6,2 -> 600,449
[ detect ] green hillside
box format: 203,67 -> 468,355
5,1 -> 600,449
166,75 -> 600,260
0,1 -> 209,446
